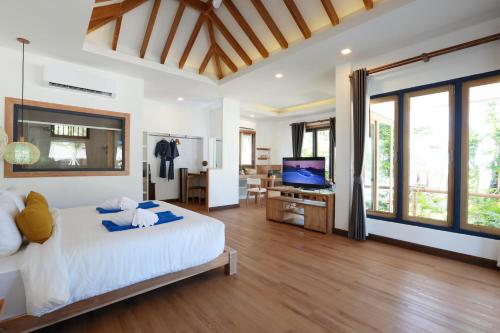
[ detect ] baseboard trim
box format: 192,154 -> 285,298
209,203 -> 240,211
333,228 -> 348,236
367,233 -> 499,270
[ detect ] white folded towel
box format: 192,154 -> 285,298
106,210 -> 136,226
132,208 -> 159,228
99,197 -> 138,211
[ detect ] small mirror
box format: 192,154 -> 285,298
208,105 -> 223,169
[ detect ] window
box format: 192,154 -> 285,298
461,76 -> 500,235
403,86 -> 454,226
368,70 -> 500,239
301,124 -> 333,180
364,96 -> 398,216
4,98 -> 129,177
239,129 -> 255,167
301,131 -> 314,157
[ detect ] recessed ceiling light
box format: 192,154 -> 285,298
249,114 -> 255,118
341,48 -> 352,55
177,97 -> 184,101
275,73 -> 284,79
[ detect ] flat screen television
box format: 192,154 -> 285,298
282,157 -> 326,189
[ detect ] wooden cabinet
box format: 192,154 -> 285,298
265,187 -> 335,234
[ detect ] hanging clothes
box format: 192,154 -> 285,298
154,139 -> 170,178
167,139 -> 180,181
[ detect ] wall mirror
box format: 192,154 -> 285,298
208,105 -> 223,169
4,98 -> 129,177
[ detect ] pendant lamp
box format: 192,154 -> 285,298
3,38 -> 40,165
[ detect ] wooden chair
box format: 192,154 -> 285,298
188,172 -> 207,204
246,178 -> 267,206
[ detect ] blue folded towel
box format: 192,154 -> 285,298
102,211 -> 183,232
96,201 -> 160,214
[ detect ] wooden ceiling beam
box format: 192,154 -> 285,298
320,0 -> 339,25
160,1 -> 186,64
283,0 -> 311,39
363,0 -> 374,10
222,0 -> 268,59
87,0 -> 147,33
181,0 -> 208,12
112,16 -> 122,51
140,0 -> 162,58
199,48 -> 214,75
179,13 -> 207,69
214,44 -> 237,73
209,12 -> 252,66
207,20 -> 223,80
91,3 -> 121,20
250,0 -> 288,49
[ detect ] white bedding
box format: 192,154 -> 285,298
20,201 -> 225,316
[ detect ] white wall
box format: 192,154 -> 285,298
209,98 -> 240,208
142,98 -> 211,200
352,18 -> 500,260
0,46 -> 144,208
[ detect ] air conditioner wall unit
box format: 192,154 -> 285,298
42,64 -> 117,98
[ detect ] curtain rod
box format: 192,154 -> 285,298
349,33 -> 500,78
147,132 -> 203,140
289,118 -> 334,126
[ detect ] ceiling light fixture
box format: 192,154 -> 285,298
341,48 -> 352,55
249,114 -> 255,118
3,38 -> 40,166
274,73 -> 283,79
177,97 -> 184,101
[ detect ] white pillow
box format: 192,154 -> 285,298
1,187 -> 26,211
0,191 -> 23,257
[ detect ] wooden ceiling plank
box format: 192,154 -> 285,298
363,0 -> 374,10
90,3 -> 122,21
320,0 -> 339,25
250,0 -> 288,49
140,0 -> 162,58
222,0 -> 268,58
283,0 -> 311,39
87,0 -> 147,33
112,16 -> 122,51
160,2 -> 186,64
209,12 -> 252,66
181,0 -> 208,12
215,44 -> 237,73
179,13 -> 207,69
207,20 -> 224,80
199,48 -> 214,74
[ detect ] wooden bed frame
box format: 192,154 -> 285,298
0,247 -> 237,333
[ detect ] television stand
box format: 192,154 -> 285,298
265,186 -> 335,234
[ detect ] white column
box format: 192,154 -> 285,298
334,63 -> 352,231
208,98 -> 240,208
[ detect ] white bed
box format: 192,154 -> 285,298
0,201 -> 226,321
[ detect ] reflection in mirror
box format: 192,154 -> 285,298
12,104 -> 125,172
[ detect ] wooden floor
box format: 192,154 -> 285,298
40,202 -> 500,333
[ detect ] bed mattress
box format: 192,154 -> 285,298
0,201 -> 225,319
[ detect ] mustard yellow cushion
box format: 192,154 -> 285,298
15,202 -> 53,244
26,191 -> 49,207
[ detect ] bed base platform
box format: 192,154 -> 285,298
0,246 -> 237,333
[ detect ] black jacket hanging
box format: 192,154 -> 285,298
167,140 -> 180,181
154,139 -> 170,178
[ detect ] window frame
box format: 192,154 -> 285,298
460,75 -> 500,236
366,95 -> 398,218
302,124 -> 333,179
368,69 -> 500,240
239,129 -> 256,168
4,97 -> 130,178
402,85 -> 455,227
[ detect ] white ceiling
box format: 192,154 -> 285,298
0,0 -> 499,119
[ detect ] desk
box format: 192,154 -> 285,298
265,186 -> 335,234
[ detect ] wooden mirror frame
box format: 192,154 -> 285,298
4,97 -> 130,178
